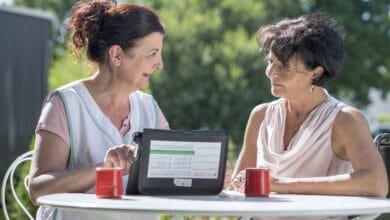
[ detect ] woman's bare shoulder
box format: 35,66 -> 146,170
333,105 -> 372,157
334,106 -> 367,129
249,103 -> 269,122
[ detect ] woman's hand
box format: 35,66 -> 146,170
269,174 -> 283,192
230,170 -> 246,193
103,144 -> 136,175
223,160 -> 232,190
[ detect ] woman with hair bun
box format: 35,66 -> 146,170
28,0 -> 168,219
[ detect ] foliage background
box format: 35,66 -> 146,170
2,0 -> 389,219
14,0 -> 390,152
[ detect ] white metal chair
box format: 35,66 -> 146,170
1,150 -> 34,220
375,133 -> 390,155
374,132 -> 390,197
373,133 -> 390,219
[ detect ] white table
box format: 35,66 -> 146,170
37,192 -> 390,218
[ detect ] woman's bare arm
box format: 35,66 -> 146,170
232,104 -> 268,178
28,131 -> 99,204
29,130 -> 134,203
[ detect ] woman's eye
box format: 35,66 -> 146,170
264,58 -> 273,64
149,53 -> 157,57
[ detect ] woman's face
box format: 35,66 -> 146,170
119,32 -> 164,89
265,51 -> 314,98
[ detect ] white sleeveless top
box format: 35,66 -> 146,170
257,93 -> 353,178
37,81 -> 162,220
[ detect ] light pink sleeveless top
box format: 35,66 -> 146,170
257,93 -> 353,178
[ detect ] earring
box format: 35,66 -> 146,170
310,85 -> 314,92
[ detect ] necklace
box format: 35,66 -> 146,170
287,90 -> 326,119
283,90 -> 327,150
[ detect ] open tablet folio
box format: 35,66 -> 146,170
125,129 -> 228,195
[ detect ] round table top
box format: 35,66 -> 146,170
37,191 -> 390,217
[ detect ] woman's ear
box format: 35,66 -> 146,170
107,45 -> 123,67
312,66 -> 324,80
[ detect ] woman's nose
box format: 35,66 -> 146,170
154,55 -> 163,70
157,60 -> 163,70
266,64 -> 274,77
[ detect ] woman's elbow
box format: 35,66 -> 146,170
373,181 -> 388,198
369,170 -> 388,198
380,187 -> 388,198
377,178 -> 388,198
28,177 -> 48,205
28,181 -> 40,205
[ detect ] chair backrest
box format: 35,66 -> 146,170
374,133 -> 390,198
1,150 -> 34,220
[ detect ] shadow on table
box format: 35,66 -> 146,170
149,195 -> 290,203
377,213 -> 390,219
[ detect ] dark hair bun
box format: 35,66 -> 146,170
68,0 -> 116,54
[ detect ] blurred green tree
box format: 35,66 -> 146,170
12,0 -> 389,154
14,0 -> 75,21
148,0 -> 271,155
147,0 -> 390,152
11,0 -> 389,171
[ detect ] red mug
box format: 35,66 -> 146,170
95,167 -> 123,198
245,167 -> 270,197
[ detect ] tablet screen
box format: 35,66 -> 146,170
147,140 -> 221,179
126,129 -> 228,195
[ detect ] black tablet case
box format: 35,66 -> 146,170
125,129 -> 228,195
